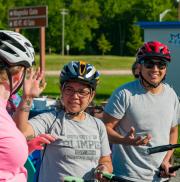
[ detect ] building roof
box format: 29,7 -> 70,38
136,21 -> 180,29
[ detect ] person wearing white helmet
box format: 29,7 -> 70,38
14,60 -> 112,181
0,30 -> 55,181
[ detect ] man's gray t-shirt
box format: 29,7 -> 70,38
29,110 -> 111,181
104,80 -> 180,182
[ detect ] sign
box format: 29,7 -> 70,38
8,6 -> 48,28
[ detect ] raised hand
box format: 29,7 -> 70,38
23,67 -> 46,99
27,133 -> 56,154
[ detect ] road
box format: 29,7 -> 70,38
45,69 -> 132,76
170,158 -> 180,182
170,170 -> 180,182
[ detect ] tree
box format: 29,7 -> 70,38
0,0 -> 178,55
97,34 -> 112,55
95,0 -> 176,55
126,19 -> 143,56
65,0 -> 100,53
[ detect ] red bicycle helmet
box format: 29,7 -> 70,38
136,41 -> 171,63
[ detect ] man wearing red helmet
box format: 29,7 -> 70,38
103,41 -> 180,181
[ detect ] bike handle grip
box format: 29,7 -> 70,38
102,172 -> 125,181
169,165 -> 180,173
147,144 -> 180,154
63,176 -> 84,182
158,165 -> 180,177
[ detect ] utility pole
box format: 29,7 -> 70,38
61,9 -> 68,56
178,0 -> 180,20
159,9 -> 171,22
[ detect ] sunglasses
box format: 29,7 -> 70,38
141,60 -> 167,70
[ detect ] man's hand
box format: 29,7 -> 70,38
27,133 -> 56,154
160,160 -> 176,178
125,127 -> 152,146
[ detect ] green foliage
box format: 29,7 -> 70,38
65,0 -> 100,51
42,74 -> 134,103
95,75 -> 134,103
97,34 -> 112,55
130,0 -> 175,21
45,0 -> 64,53
0,0 -> 178,55
126,19 -> 143,56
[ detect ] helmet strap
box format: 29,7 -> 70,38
5,68 -> 26,97
139,72 -> 164,89
4,67 -> 13,96
10,69 -> 26,96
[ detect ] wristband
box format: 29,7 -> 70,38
20,106 -> 31,112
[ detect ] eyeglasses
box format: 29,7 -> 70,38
63,86 -> 91,97
141,60 -> 167,70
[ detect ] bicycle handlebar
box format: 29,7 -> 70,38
157,165 -> 180,177
169,165 -> 180,173
64,166 -> 180,182
63,171 -> 123,182
64,176 -> 85,182
147,144 -> 180,154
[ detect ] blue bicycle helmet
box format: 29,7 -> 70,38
60,61 -> 100,90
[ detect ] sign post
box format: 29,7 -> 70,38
8,6 -> 48,72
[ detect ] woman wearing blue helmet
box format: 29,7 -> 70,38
14,60 -> 112,181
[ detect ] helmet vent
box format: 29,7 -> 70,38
0,41 -> 18,56
0,32 -> 26,52
60,61 -> 100,89
79,61 -> 86,75
25,42 -> 32,48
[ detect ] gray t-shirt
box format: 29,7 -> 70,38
29,110 -> 111,181
104,80 -> 180,182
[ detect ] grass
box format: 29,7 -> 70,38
39,55 -> 135,102
174,131 -> 180,159
42,75 -> 135,104
95,75 -> 134,104
40,55 -> 180,158
43,74 -> 180,158
35,54 -> 135,71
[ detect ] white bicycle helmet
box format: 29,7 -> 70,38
0,30 -> 35,68
0,30 -> 35,96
